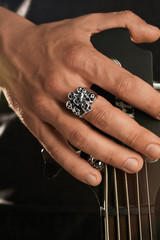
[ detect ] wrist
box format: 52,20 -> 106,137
0,7 -> 35,87
0,6 -> 34,36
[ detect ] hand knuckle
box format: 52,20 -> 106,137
69,129 -> 85,149
64,44 -> 86,69
32,95 -> 46,115
103,151 -> 113,165
91,107 -> 109,128
44,73 -> 60,94
122,10 -> 144,25
68,163 -> 77,175
126,128 -> 141,147
123,10 -> 134,17
115,73 -> 133,99
81,50 -> 96,73
47,145 -> 60,161
123,10 -> 135,20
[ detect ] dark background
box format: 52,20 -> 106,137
0,0 -> 159,239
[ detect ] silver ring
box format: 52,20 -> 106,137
87,156 -> 104,171
66,87 -> 97,117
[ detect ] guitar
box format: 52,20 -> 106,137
90,28 -> 160,240
42,28 -> 160,240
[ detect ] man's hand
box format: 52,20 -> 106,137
0,7 -> 160,185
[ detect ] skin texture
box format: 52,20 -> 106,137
0,7 -> 160,186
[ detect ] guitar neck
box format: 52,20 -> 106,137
90,28 -> 160,240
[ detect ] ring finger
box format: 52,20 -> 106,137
36,97 -> 144,173
84,95 -> 160,160
59,84 -> 160,162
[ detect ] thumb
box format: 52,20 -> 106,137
78,11 -> 160,43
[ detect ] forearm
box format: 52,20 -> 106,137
0,6 -> 35,87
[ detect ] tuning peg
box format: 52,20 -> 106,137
153,82 -> 160,90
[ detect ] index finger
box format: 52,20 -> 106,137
67,12 -> 160,119
71,42 -> 160,120
89,50 -> 160,120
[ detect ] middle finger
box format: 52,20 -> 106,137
84,95 -> 160,160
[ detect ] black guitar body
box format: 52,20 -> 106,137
42,28 -> 160,240
90,28 -> 160,240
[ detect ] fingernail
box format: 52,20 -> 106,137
124,158 -> 139,172
85,174 -> 97,185
157,114 -> 160,120
145,144 -> 160,159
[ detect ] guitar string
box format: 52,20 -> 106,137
104,164 -> 110,240
145,161 -> 153,240
134,82 -> 159,240
112,59 -> 156,240
136,172 -> 143,240
112,59 -> 131,240
112,59 -> 121,240
116,95 -> 143,240
114,167 -> 121,240
115,94 -> 133,240
124,172 -> 132,240
122,93 -> 143,240
112,59 -> 142,240
145,83 -> 160,239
